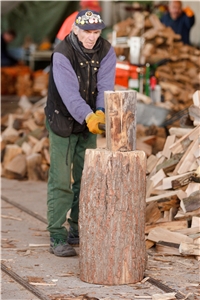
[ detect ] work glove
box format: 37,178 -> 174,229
95,110 -> 105,124
183,6 -> 194,17
86,112 -> 105,134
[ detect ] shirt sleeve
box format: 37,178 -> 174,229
96,46 -> 116,109
52,52 -> 93,124
182,12 -> 195,29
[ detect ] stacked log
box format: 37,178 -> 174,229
112,13 -> 200,111
188,90 -> 200,126
32,70 -> 49,96
1,96 -> 49,181
1,66 -> 49,97
16,71 -> 33,97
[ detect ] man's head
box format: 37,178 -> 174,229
73,10 -> 105,49
168,0 -> 182,20
3,29 -> 16,43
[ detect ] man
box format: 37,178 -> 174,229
1,30 -> 18,66
160,0 -> 195,45
45,9 -> 116,257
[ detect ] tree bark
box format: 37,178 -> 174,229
79,148 -> 146,285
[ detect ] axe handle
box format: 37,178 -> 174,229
98,123 -> 105,131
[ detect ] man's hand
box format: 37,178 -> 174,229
86,112 -> 105,134
183,6 -> 194,17
95,110 -> 105,124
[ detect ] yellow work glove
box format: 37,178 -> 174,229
183,6 -> 194,17
95,110 -> 105,124
86,113 -> 105,134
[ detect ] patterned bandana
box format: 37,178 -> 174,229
75,10 -> 105,30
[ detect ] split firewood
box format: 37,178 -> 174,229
2,144 -> 22,169
179,242 -> 200,256
152,292 -> 176,300
171,172 -> 195,190
5,153 -> 27,179
155,153 -> 183,173
180,190 -> 200,213
26,153 -> 44,181
147,227 -> 193,244
146,190 -> 181,210
156,241 -> 180,256
145,220 -> 188,234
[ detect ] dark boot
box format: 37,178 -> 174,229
67,227 -> 79,246
49,237 -> 77,257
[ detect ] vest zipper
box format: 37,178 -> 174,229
86,63 -> 90,104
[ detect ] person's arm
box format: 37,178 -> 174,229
182,7 -> 195,29
96,46 -> 116,109
52,52 -> 93,124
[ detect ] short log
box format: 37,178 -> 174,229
104,90 -> 137,152
79,148 -> 146,285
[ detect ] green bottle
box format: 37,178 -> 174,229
145,63 -> 150,96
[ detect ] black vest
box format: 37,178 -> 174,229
45,35 -> 111,136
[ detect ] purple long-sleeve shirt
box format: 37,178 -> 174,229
52,46 -> 116,124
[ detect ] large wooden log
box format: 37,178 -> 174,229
79,148 -> 146,285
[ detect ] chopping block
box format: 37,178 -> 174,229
79,90 -> 147,285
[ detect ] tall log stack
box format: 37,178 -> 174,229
144,90 -> 200,259
1,96 -> 49,181
1,66 -> 49,97
112,12 -> 200,111
79,90 -> 147,284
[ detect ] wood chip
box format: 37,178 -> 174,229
28,243 -> 49,247
1,214 -> 22,221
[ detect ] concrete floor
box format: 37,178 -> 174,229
1,177 -> 200,300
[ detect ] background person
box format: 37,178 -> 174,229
160,0 -> 195,45
45,9 -> 116,257
1,29 -> 18,66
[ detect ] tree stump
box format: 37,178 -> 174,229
79,90 -> 146,285
79,149 -> 146,285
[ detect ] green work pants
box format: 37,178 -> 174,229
46,120 -> 96,239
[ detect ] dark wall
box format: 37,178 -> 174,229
1,1 -> 79,47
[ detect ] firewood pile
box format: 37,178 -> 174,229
1,66 -> 49,97
112,12 -> 200,111
1,96 -> 49,181
144,90 -> 200,260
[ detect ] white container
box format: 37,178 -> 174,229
150,85 -> 161,103
128,37 -> 141,65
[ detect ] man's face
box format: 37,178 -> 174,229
4,33 -> 15,43
169,1 -> 182,20
74,28 -> 101,49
